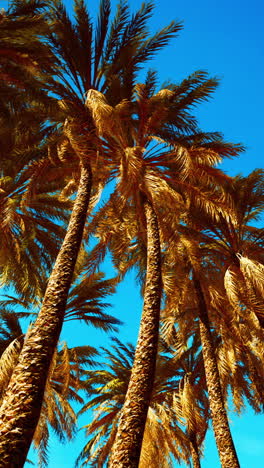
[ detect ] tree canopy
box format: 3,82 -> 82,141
0,1 -> 263,467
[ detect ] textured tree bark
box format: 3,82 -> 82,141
193,275 -> 240,468
188,431 -> 201,468
109,198 -> 162,468
0,160 -> 92,467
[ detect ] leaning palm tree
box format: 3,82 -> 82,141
0,256 -> 119,466
191,172 -> 264,463
0,1 -> 182,464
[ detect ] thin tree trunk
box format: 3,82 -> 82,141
109,198 -> 162,468
0,159 -> 92,467
189,431 -> 201,468
193,274 -> 240,468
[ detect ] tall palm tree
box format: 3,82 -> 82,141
82,81 -> 242,466
161,220 -> 241,468
190,265 -> 264,467
162,184 -> 264,468
192,172 -> 264,460
0,1 -> 182,464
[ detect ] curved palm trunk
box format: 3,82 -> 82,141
0,159 -> 92,467
109,198 -> 162,468
189,431 -> 201,468
193,275 -> 240,468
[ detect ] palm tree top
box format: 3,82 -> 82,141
47,0 -> 183,104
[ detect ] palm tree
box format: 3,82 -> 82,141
181,170 -> 264,326
0,256 -> 119,466
192,272 -> 240,468
0,1 -> 182,464
190,265 -> 264,467
82,80 -> 242,466
193,172 -> 264,456
161,179 -> 264,468
161,218 -> 241,468
76,338 -> 207,467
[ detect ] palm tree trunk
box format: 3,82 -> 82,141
189,431 -> 201,468
193,274 -> 240,468
109,198 -> 162,468
0,159 -> 92,467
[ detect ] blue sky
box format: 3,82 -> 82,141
3,0 -> 264,465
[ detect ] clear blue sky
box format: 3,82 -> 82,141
5,0 -> 264,466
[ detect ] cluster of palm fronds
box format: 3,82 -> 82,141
0,1 -> 263,467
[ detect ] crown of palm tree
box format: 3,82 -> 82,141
80,76 -> 243,284
47,0 -> 182,104
161,215 -> 264,424
179,170 -> 264,336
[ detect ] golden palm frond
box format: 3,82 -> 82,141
224,267 -> 241,312
0,336 -> 23,399
238,255 -> 264,297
